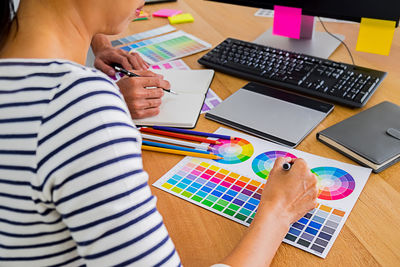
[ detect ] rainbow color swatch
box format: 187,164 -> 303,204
157,158 -> 263,225
111,24 -> 176,46
210,138 -> 254,164
252,151 -> 297,179
284,203 -> 345,256
154,157 -> 347,258
133,31 -> 211,64
311,167 -> 355,200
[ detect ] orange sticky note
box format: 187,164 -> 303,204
356,18 -> 396,56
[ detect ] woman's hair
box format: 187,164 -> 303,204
0,0 -> 16,50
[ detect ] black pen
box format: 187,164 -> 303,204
283,162 -> 292,171
113,65 -> 178,95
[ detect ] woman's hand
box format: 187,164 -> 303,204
257,157 -> 318,226
117,70 -> 170,119
91,34 -> 149,76
94,47 -> 149,75
221,157 -> 318,267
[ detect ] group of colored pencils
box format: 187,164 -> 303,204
140,126 -> 234,160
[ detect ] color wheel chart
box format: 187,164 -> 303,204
312,167 -> 355,200
209,138 -> 254,164
153,127 -> 372,258
123,30 -> 211,65
252,151 -> 297,179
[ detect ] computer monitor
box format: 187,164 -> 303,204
207,0 -> 400,58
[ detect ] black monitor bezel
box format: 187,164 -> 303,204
207,0 -> 399,27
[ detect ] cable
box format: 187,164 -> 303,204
317,17 -> 355,65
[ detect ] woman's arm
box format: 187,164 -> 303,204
221,157 -> 318,267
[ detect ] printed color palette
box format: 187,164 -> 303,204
150,59 -> 190,70
119,31 -> 184,52
154,127 -> 372,258
311,167 -> 355,200
157,158 -> 263,225
134,31 -> 211,64
154,157 -> 346,258
252,151 -> 297,179
201,89 -> 222,113
284,203 -> 345,256
210,138 -> 254,164
111,24 -> 176,46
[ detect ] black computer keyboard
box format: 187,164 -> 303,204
198,38 -> 387,107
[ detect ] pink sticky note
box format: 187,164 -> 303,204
151,65 -> 161,69
273,5 -> 302,39
152,9 -> 182,18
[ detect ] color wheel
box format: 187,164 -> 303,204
311,167 -> 355,200
252,151 -> 297,179
210,138 -> 254,164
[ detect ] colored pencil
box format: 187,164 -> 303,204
152,126 -> 234,140
140,127 -> 221,145
142,145 -> 223,159
142,140 -> 212,154
141,133 -> 210,150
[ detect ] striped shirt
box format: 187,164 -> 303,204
0,59 -> 181,266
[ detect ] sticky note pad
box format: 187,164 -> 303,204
152,9 -> 182,18
134,11 -> 149,21
356,18 -> 396,56
273,5 -> 302,39
168,13 -> 195,24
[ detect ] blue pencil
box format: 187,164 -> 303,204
152,126 -> 234,140
142,140 -> 213,155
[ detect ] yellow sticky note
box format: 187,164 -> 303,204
168,13 -> 194,24
356,18 -> 396,56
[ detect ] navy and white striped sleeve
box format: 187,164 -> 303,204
33,72 -> 181,266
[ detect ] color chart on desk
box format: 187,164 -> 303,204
111,24 -> 176,46
121,31 -> 211,64
153,127 -> 372,258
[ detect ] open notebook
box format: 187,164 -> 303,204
133,69 -> 214,128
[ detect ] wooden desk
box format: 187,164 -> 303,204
114,1 -> 400,266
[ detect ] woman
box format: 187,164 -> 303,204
0,1 -> 318,266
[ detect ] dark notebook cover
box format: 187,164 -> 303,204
317,101 -> 400,173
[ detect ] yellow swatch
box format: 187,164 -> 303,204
168,13 -> 194,24
356,18 -> 396,56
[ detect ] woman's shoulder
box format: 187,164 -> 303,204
52,60 -> 117,90
0,58 -> 117,91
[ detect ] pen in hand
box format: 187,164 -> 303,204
113,65 -> 178,95
282,162 -> 292,171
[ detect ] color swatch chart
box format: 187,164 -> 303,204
201,89 -> 222,114
153,127 -> 372,258
132,31 -> 211,64
154,157 -> 347,258
150,59 -> 190,70
155,158 -> 263,225
119,31 -> 184,52
285,202 -> 345,256
111,24 -> 176,46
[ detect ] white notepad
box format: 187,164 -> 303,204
133,69 -> 214,128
